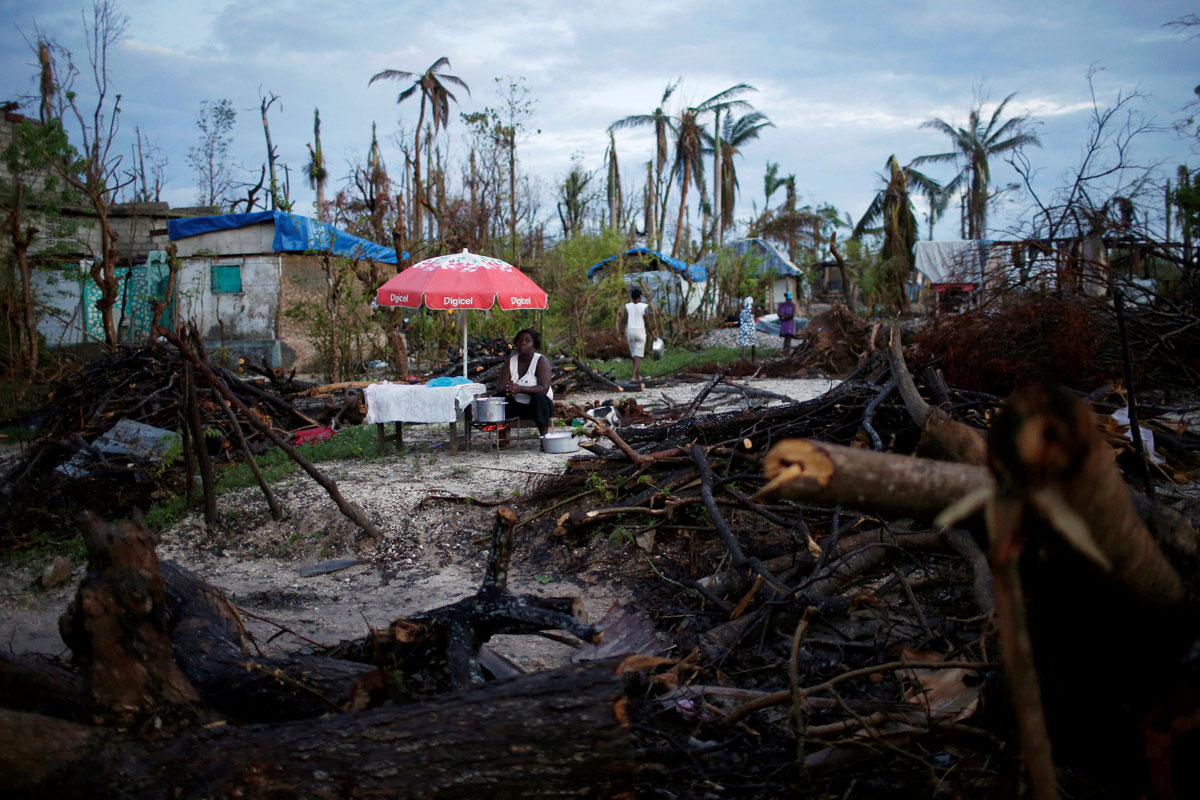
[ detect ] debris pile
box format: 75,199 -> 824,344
512,340 -> 1200,796
913,294 -> 1200,396
0,339 -> 364,546
4,318 -> 1200,797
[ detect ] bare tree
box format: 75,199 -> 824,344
34,1 -> 136,346
187,98 -> 236,209
129,125 -> 166,203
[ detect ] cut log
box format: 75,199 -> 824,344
0,652 -> 89,721
161,562 -> 386,721
759,438 -> 992,518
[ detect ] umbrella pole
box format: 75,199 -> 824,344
462,311 -> 468,378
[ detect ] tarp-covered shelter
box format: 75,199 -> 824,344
692,237 -> 806,308
912,240 -> 988,313
168,211 -> 397,265
586,247 -> 707,315
164,211 -> 398,368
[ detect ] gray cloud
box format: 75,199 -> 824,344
1,0 -> 1195,239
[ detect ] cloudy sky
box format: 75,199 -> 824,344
2,0 -> 1196,242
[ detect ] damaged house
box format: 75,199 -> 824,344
692,236 -> 807,309
163,211 -> 397,369
586,247 -> 708,316
912,237 -> 1174,315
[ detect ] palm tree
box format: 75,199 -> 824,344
912,92 -> 1040,239
704,84 -> 758,247
669,104 -> 706,258
669,85 -> 756,257
713,111 -> 775,238
853,155 -> 943,310
608,79 -> 679,251
369,58 -> 469,243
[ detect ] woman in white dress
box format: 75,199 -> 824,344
738,296 -> 757,362
620,287 -> 652,382
496,327 -> 554,436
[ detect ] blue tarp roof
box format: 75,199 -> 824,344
168,211 -> 397,264
586,247 -> 707,282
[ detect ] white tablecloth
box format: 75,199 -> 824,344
364,382 -> 487,424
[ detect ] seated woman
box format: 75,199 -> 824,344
495,327 -> 554,438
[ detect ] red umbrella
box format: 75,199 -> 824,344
376,249 -> 548,377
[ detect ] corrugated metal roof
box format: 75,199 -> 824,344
692,237 -> 803,277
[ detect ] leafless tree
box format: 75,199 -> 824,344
34,1 -> 136,346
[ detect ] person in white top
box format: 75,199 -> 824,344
620,287 -> 652,382
496,327 -> 554,437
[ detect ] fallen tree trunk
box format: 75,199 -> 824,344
0,660 -> 637,799
759,438 -> 992,518
161,562 -> 387,721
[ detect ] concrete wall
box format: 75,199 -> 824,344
171,224 -> 276,258
32,263 -> 88,346
173,253 -> 282,365
278,254 -> 328,372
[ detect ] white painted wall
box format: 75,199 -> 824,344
32,263 -> 89,346
173,254 -> 282,342
171,224 -> 276,258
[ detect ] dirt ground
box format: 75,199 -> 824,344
0,375 -> 838,671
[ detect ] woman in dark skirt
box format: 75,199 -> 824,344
496,327 -> 554,437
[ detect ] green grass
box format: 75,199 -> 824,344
216,424 -> 387,493
138,424 -> 396,532
593,345 -> 779,381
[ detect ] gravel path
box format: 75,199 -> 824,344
692,325 -> 788,350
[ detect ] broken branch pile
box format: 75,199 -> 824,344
523,347 -> 1200,796
0,338 -> 371,546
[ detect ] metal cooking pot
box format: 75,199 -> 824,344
540,432 -> 580,454
472,396 -> 507,423
651,337 -> 665,361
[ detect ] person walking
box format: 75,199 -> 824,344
738,296 -> 757,362
777,291 -> 797,354
621,287 -> 652,383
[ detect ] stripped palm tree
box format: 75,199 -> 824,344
912,92 -> 1040,239
705,85 -> 759,247
605,130 -> 622,232
306,108 -> 328,222
712,111 -> 775,239
853,155 -> 943,311
608,79 -> 679,251
369,58 -> 469,243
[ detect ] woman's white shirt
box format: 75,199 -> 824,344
625,301 -> 648,331
508,353 -> 553,403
